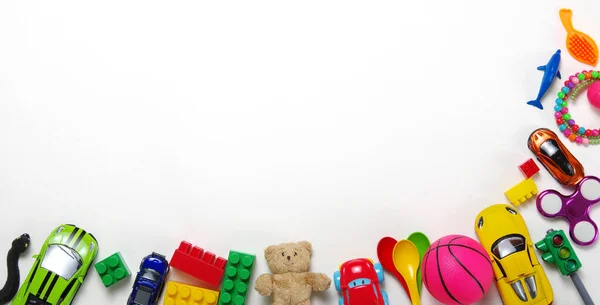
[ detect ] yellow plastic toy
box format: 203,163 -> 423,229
475,204 -> 553,305
164,281 -> 219,305
504,178 -> 538,206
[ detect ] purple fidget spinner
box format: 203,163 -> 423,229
536,176 -> 600,246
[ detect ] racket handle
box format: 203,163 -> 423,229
559,9 -> 575,32
570,272 -> 595,305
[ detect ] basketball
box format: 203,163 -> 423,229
422,234 -> 493,305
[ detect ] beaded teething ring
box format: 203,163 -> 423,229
554,70 -> 600,145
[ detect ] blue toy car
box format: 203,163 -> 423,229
127,252 -> 170,305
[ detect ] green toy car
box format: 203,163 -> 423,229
12,224 -> 98,305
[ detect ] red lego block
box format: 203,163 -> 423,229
170,241 -> 227,287
519,158 -> 540,178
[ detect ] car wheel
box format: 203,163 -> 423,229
374,263 -> 384,284
339,296 -> 344,305
382,290 -> 389,305
333,271 -> 341,292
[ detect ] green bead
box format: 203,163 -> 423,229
562,101 -> 568,107
558,92 -> 565,99
563,113 -> 572,121
578,73 -> 585,80
593,71 -> 599,79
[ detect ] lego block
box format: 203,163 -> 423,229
164,281 -> 219,305
535,229 -> 582,276
505,178 -> 538,206
94,252 -> 131,287
519,158 -> 540,178
217,251 -> 255,305
170,241 -> 227,287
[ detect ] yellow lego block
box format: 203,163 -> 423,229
504,178 -> 538,206
164,281 -> 219,305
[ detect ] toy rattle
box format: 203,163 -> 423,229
554,70 -> 600,145
536,176 -> 600,246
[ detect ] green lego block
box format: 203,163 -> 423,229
535,229 -> 582,276
94,252 -> 131,287
217,250 -> 255,305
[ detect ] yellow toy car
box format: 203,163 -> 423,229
474,204 -> 553,305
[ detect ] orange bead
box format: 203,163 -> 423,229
569,134 -> 577,141
585,72 -> 592,79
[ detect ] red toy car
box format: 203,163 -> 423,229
333,258 -> 389,305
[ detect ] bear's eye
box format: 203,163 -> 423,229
294,252 -> 297,256
282,252 -> 285,256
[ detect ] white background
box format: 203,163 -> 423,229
1,1 -> 599,304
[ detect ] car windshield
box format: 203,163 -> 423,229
133,285 -> 153,305
492,235 -> 526,259
348,278 -> 371,288
540,140 -> 574,176
41,244 -> 83,279
140,269 -> 161,282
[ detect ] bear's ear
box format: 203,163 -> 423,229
298,241 -> 312,253
265,245 -> 278,257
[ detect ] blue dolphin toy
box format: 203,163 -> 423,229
527,49 -> 562,110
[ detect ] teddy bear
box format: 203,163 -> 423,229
254,241 -> 331,305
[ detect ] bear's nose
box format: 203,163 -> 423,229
287,256 -> 291,260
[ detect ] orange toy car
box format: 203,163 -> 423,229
528,128 -> 584,186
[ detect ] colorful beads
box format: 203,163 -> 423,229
553,70 -> 600,145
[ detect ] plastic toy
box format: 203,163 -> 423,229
588,81 -> 600,108
169,241 -> 227,287
535,229 -> 581,275
535,229 -> 595,305
475,205 -> 553,305
11,224 -> 98,305
255,241 -> 331,305
164,281 -> 219,305
504,178 -> 538,206
527,49 -> 562,109
536,175 -> 600,246
127,252 -> 170,305
406,232 -> 430,296
422,235 -> 492,305
94,252 -> 131,287
528,128 -> 585,186
0,233 -> 30,303
376,237 -> 410,302
553,70 -> 600,145
519,159 -> 540,179
217,250 -> 255,305
392,240 -> 421,305
333,258 -> 389,305
559,9 -> 598,66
